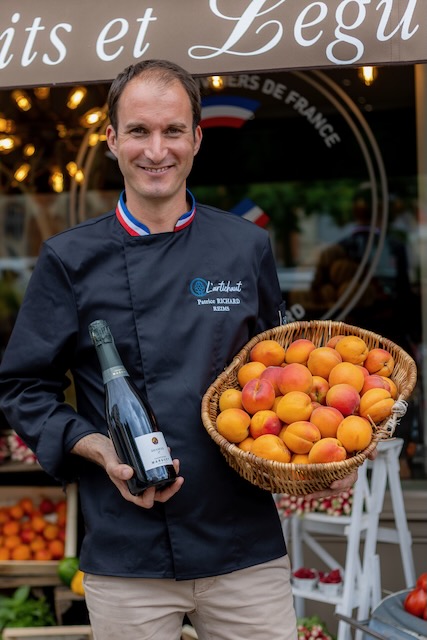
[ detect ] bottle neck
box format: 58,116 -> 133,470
95,341 -> 129,384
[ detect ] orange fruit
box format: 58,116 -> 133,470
49,539 -> 65,559
0,547 -> 10,560
219,388 -> 243,412
237,361 -> 266,387
4,534 -> 21,550
3,520 -> 20,537
11,544 -> 32,561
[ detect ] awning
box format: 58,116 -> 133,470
1,0 -> 427,89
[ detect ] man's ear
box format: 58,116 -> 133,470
193,125 -> 203,156
106,124 -> 118,158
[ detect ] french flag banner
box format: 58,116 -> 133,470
231,198 -> 270,228
200,96 -> 260,129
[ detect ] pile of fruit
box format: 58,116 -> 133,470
0,495 -> 67,561
216,334 -> 396,464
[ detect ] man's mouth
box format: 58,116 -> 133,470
143,166 -> 170,173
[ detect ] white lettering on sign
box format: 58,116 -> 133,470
0,12 -> 72,69
376,0 -> 419,40
95,9 -> 157,62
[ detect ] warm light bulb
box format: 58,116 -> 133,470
79,108 -> 105,128
0,135 -> 16,152
14,163 -> 31,182
67,86 -> 87,109
88,133 -> 99,146
358,66 -> 377,86
12,90 -> 32,111
209,75 -> 224,90
23,143 -> 36,157
74,169 -> 85,183
34,87 -> 50,100
50,169 -> 64,193
66,161 -> 78,177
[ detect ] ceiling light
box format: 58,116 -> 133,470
12,90 -> 32,111
67,86 -> 87,110
0,135 -> 17,153
66,161 -> 78,177
209,76 -> 224,90
23,143 -> 36,157
50,169 -> 64,193
34,87 -> 50,100
79,108 -> 106,128
14,163 -> 31,182
358,66 -> 378,86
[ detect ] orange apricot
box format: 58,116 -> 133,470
251,434 -> 291,463
337,415 -> 373,453
250,340 -> 286,367
335,335 -> 369,365
237,361 -> 266,388
216,408 -> 251,443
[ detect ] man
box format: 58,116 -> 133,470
0,60 -> 357,639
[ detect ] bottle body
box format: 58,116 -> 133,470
89,319 -> 177,495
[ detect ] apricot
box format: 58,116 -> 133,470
11,544 -> 32,561
291,453 -> 310,464
216,408 -> 251,443
250,340 -> 286,367
277,362 -> 313,395
337,415 -> 373,453
49,539 -> 65,559
307,347 -> 342,379
250,410 -> 282,439
281,421 -> 321,454
237,361 -> 266,388
309,376 -> 329,405
275,391 -> 313,424
272,395 -> 284,412
381,376 -> 397,398
326,383 -> 360,416
359,388 -> 394,423
242,378 -> 275,414
308,437 -> 347,463
326,335 -> 346,348
361,374 -> 390,396
328,362 -> 365,392
251,434 -> 291,463
284,339 -> 316,365
335,335 -> 369,364
310,405 -> 345,438
219,388 -> 243,412
364,348 -> 395,377
238,436 -> 255,452
260,366 -> 285,396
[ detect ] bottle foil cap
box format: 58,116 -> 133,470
88,319 -> 113,346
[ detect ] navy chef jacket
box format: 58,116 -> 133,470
0,195 -> 287,579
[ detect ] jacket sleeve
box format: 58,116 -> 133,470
0,243 -> 99,482
255,235 -> 285,334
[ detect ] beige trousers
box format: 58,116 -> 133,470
84,555 -> 297,640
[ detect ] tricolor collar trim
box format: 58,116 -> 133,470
116,190 -> 196,236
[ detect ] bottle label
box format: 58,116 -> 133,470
135,432 -> 173,471
102,365 -> 128,384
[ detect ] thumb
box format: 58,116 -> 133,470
117,464 -> 134,480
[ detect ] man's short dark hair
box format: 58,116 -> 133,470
107,59 -> 201,134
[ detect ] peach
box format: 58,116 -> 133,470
326,383 -> 360,416
216,408 -> 251,443
337,415 -> 372,453
310,405 -> 345,438
381,376 -> 397,398
308,437 -> 347,463
251,434 -> 291,463
275,391 -> 313,424
328,362 -> 365,392
250,410 -> 283,439
361,374 -> 390,396
309,376 -> 329,404
326,334 -> 346,348
277,362 -> 313,395
238,437 -> 255,452
307,347 -> 342,379
284,339 -> 316,365
335,335 -> 369,364
242,378 -> 275,414
364,348 -> 395,377
359,388 -> 394,423
250,340 -> 286,367
281,421 -> 321,454
291,453 -> 309,464
237,361 -> 266,388
219,388 -> 243,412
260,366 -> 284,396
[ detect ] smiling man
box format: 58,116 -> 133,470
0,60 -> 358,640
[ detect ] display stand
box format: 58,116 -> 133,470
280,438 -> 415,640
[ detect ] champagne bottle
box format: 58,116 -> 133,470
88,319 -> 177,495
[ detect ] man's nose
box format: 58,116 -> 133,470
144,133 -> 167,163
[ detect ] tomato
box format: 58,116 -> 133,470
416,573 -> 427,592
404,587 -> 427,619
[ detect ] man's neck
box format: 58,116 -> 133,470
125,192 -> 189,234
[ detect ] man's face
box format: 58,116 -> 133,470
106,76 -> 202,211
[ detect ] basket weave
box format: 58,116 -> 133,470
201,320 -> 417,495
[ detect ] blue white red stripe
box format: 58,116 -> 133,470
231,198 -> 270,228
200,96 -> 260,129
116,190 -> 196,236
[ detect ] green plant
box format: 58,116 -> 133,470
0,585 -> 55,631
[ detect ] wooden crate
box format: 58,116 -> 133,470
2,626 -> 92,639
0,484 -> 78,580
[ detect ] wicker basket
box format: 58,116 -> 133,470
201,320 -> 417,495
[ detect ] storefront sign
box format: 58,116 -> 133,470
1,0 -> 426,88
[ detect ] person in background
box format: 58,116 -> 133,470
0,59 -> 361,640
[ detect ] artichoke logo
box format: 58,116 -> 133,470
190,278 -> 208,297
